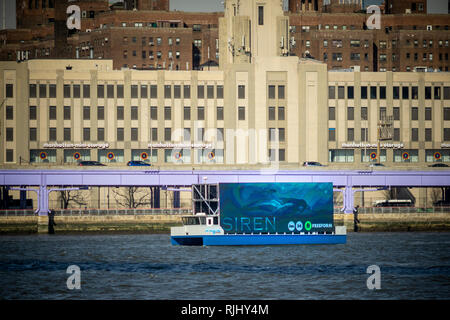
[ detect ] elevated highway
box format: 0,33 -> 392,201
1,169 -> 449,215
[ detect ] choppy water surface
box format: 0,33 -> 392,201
0,232 -> 449,299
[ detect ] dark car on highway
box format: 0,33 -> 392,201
428,163 -> 449,167
78,161 -> 106,166
127,161 -> 152,166
303,161 -> 324,167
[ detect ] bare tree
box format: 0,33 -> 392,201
59,190 -> 88,209
112,187 -> 151,209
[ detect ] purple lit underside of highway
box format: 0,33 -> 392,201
1,170 -> 450,187
1,169 -> 449,215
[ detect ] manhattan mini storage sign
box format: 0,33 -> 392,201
219,183 -> 334,234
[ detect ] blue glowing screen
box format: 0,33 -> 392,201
219,183 -> 334,234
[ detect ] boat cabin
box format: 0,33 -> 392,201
181,214 -> 219,226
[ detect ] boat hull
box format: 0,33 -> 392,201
171,234 -> 347,246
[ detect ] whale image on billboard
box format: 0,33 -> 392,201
219,182 -> 334,234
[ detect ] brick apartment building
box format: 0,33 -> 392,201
1,0 -> 449,72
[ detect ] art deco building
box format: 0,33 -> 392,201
1,0 -> 450,170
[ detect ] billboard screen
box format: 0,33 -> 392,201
219,183 -> 334,234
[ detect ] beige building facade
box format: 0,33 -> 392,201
1,0 -> 450,169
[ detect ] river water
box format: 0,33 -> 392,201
0,232 -> 449,300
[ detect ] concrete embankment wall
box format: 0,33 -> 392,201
1,213 -> 450,234
334,213 -> 450,232
0,215 -> 182,234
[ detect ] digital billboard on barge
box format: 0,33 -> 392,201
218,182 -> 334,234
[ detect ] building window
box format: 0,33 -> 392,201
83,106 -> 90,120
278,107 -> 285,121
393,107 -> 400,121
29,84 -> 37,98
361,86 -> 368,99
361,107 -> 368,121
425,87 -> 432,99
6,149 -> 13,162
184,107 -> 191,120
444,128 -> 450,141
337,86 -> 345,99
39,84 -> 47,98
117,128 -> 124,141
197,107 -> 205,120
131,106 -> 138,120
217,107 -> 224,121
97,128 -> 105,141
269,85 -> 276,99
49,106 -> 57,120
279,149 -> 285,162
73,85 -> 80,98
5,105 -> 13,120
411,107 -> 418,121
151,128 -> 158,141
107,85 -> 114,98
183,85 -> 191,99
150,106 -> 158,120
174,85 -> 181,99
328,128 -> 336,141
347,86 -> 354,99
97,106 -> 104,120
278,86 -> 285,99
5,84 -> 13,98
379,107 -> 386,120
164,128 -> 172,141
83,85 -> 90,98
164,85 -> 171,98
64,84 -> 71,98
268,107 -> 276,121
131,128 -> 138,141
49,127 -> 57,141
370,86 -> 377,99
64,128 -> 71,141
347,107 -> 354,121
198,85 -> 205,99
425,107 -> 432,121
150,85 -> 157,98
238,107 -> 245,120
412,86 -> 419,99
425,128 -> 432,142
117,85 -> 124,98
347,128 -> 354,141
394,149 -> 418,162
131,85 -> 138,98
115,106 -> 123,120
411,128 -> 419,141
64,106 -> 71,120
164,107 -> 171,120
380,86 -> 386,99
329,149 -> 354,163
207,85 -> 214,99
393,128 -> 400,141
361,128 -> 368,142
97,85 -> 104,98
238,85 -> 245,99
140,85 -> 148,98
402,87 -> 409,100
83,128 -> 91,141
443,108 -> 450,120
328,86 -> 336,99
217,85 -> 224,99
258,6 -> 264,25
435,87 -> 441,100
